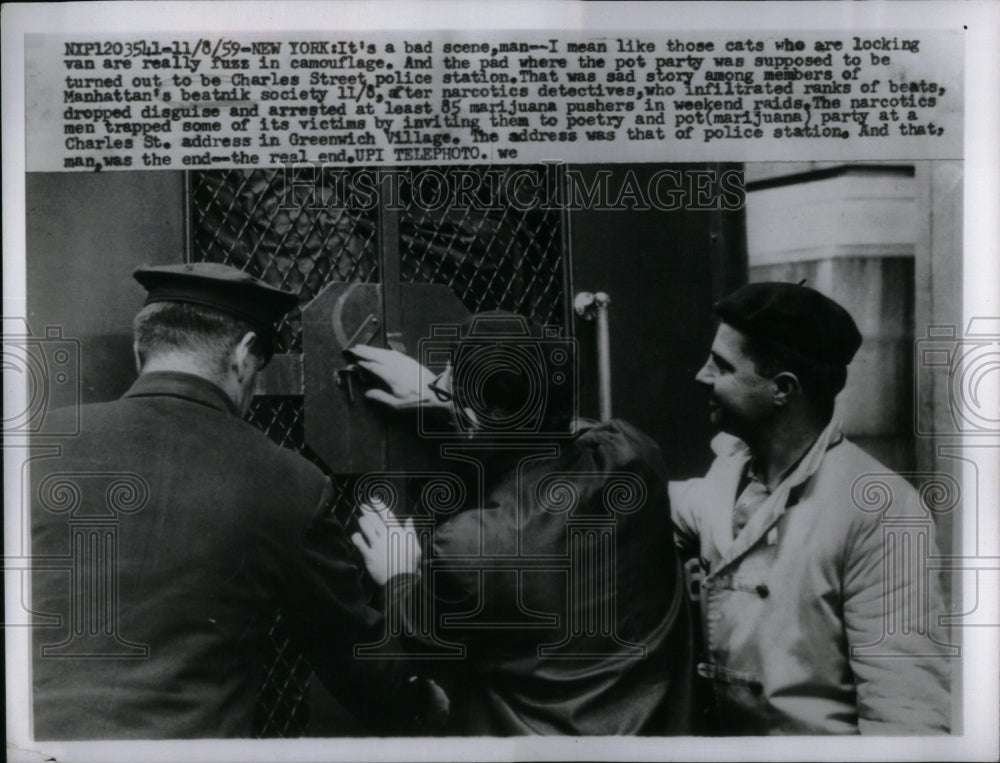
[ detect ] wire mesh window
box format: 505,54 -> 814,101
189,168 -> 380,353
396,166 -> 567,326
187,165 -> 568,736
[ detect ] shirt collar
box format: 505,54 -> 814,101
745,440 -> 811,493
773,415 -> 844,494
711,416 -> 844,573
720,415 -> 845,493
123,371 -> 239,416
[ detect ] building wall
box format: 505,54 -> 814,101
744,160 -> 962,470
744,162 -> 963,730
26,172 -> 186,403
745,165 -> 919,471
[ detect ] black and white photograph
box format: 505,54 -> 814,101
3,2 -> 998,761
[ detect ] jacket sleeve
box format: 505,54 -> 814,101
380,511 -> 486,658
841,500 -> 952,734
669,479 -> 703,559
669,434 -> 744,560
279,478 -> 427,734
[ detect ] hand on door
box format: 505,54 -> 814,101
350,500 -> 422,586
346,344 -> 452,414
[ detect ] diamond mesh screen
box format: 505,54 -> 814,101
397,166 -> 566,325
190,168 -> 379,353
188,165 -> 567,736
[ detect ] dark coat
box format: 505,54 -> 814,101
386,419 -> 694,735
31,371 -> 411,739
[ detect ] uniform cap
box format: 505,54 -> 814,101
715,282 -> 862,367
133,263 -> 298,330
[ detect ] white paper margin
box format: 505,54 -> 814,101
4,2 -> 998,761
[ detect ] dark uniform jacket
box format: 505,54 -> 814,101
386,419 -> 694,735
31,372 -> 411,739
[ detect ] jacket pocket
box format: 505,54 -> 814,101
697,661 -> 772,734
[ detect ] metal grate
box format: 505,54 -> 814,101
190,168 -> 379,352
188,166 -> 567,736
398,166 -> 566,326
252,611 -> 312,737
245,397 -> 304,450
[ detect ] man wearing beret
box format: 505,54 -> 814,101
31,263 -> 445,739
670,281 -> 951,734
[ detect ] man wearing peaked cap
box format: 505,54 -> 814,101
133,262 -> 298,373
134,262 -> 299,326
670,281 -> 951,735
31,261 -> 447,739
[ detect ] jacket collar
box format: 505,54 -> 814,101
711,416 -> 844,575
123,371 -> 239,416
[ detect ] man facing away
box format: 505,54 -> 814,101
347,311 -> 694,735
670,281 -> 952,734
31,263 -> 445,739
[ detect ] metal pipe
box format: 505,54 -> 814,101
594,294 -> 612,421
574,291 -> 612,421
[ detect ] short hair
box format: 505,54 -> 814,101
133,301 -> 266,374
738,330 -> 847,422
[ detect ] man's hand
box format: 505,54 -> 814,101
346,345 -> 449,413
350,501 -> 421,586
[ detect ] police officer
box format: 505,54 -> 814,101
31,263 -> 445,739
670,281 -> 951,734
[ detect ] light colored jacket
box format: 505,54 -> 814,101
670,421 -> 953,734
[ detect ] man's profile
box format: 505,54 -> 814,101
671,281 -> 951,735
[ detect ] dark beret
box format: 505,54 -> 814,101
715,282 -> 862,367
133,263 -> 298,330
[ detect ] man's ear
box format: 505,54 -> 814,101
133,341 -> 143,374
232,331 -> 258,380
772,371 -> 802,407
